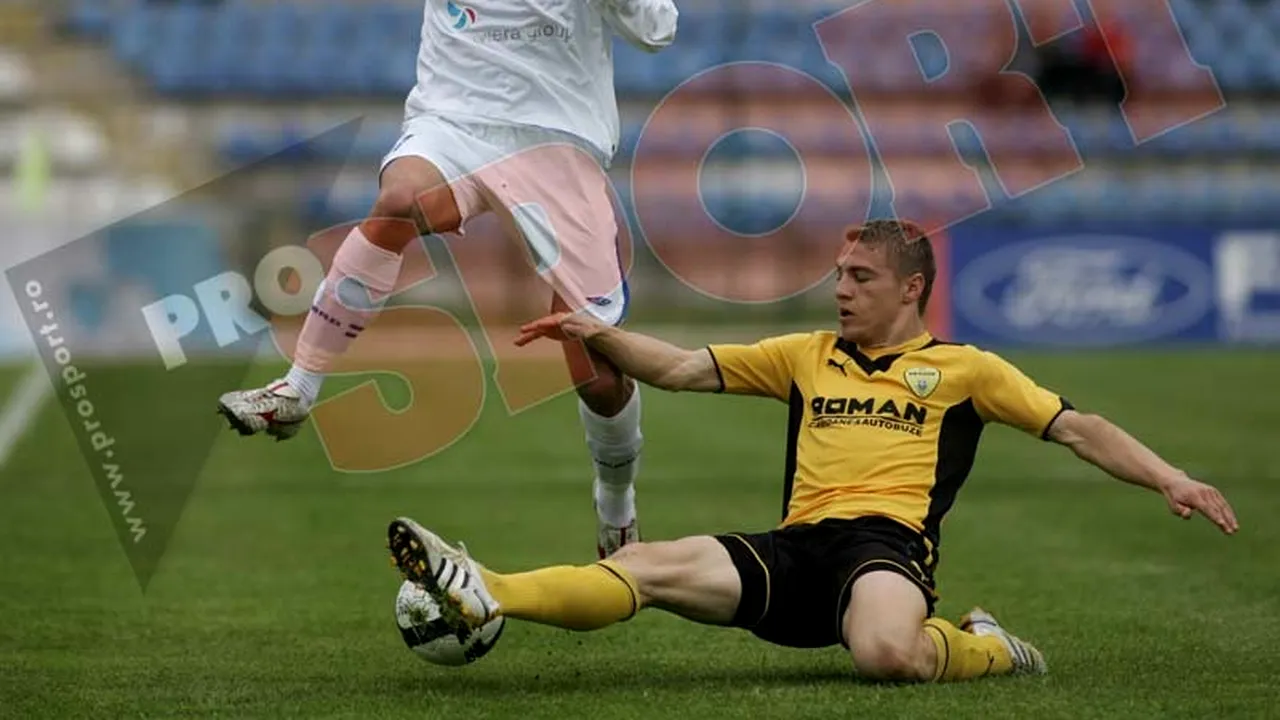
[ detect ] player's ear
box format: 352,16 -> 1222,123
901,272 -> 925,306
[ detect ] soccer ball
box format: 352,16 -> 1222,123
394,580 -> 505,666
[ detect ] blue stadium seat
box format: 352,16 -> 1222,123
1207,0 -> 1253,31
616,124 -> 644,163
908,31 -> 949,83
1058,112 -> 1121,156
217,126 -> 273,165
612,38 -> 665,95
1257,117 -> 1280,152
84,0 -> 1280,229
658,44 -> 727,94
1138,124 -> 1194,157
814,119 -> 865,157
63,0 -> 121,38
696,188 -> 799,237
798,43 -> 845,93
1215,53 -> 1252,92
111,6 -> 155,70
1168,0 -> 1201,25
104,219 -> 226,303
1099,182 -> 1140,221
92,0 -> 1280,96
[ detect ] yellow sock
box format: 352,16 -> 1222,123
479,560 -> 639,631
923,618 -> 1013,682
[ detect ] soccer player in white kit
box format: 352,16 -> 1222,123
217,0 -> 679,558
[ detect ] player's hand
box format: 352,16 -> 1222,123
513,311 -> 604,347
1161,475 -> 1238,535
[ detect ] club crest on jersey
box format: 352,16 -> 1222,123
904,367 -> 941,399
446,0 -> 477,29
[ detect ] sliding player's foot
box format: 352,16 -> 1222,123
216,379 -> 309,441
596,503 -> 640,560
388,517 -> 499,635
961,607 -> 1048,676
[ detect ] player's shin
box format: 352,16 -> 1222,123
922,618 -> 1014,681
580,385 -> 643,529
287,225 -> 406,405
479,561 -> 639,631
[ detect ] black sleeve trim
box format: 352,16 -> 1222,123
1040,396 -> 1075,441
705,347 -> 726,393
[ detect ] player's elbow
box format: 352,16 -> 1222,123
631,9 -> 678,51
1048,410 -> 1107,451
653,364 -> 694,393
636,39 -> 670,53
628,29 -> 675,52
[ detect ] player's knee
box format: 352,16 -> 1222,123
371,184 -> 421,220
849,632 -> 930,682
609,539 -> 697,605
576,370 -> 629,407
607,542 -> 659,604
608,540 -> 647,565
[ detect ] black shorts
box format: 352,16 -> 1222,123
714,516 -> 938,649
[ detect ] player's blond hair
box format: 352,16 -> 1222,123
844,219 -> 937,313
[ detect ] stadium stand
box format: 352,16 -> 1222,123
18,0 -> 1280,238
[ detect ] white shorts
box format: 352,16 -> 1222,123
380,114 -> 628,326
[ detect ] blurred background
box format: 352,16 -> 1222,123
0,0 -> 1277,357
1,6 -> 1278,715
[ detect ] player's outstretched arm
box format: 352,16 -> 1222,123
1045,410 -> 1239,535
514,311 -> 720,392
592,0 -> 678,52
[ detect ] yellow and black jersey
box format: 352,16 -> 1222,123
705,331 -> 1071,549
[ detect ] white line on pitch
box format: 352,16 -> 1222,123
0,361 -> 50,469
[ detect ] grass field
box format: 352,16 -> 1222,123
0,347 -> 1277,719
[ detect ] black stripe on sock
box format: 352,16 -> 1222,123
925,623 -> 950,681
597,563 -> 638,618
594,454 -> 639,469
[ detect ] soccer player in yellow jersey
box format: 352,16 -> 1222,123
387,219 -> 1239,683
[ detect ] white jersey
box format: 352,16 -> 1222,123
405,0 -> 678,161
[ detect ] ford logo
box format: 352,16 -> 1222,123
954,235 -> 1214,345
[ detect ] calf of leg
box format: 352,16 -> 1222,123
610,537 -> 741,625
290,157 -> 455,381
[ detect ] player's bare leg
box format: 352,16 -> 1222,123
843,571 -> 938,681
389,517 -> 739,635
605,537 -> 740,623
554,294 -> 644,559
218,157 -> 460,438
843,571 -> 1046,683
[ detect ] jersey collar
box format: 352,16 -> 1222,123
834,331 -> 936,375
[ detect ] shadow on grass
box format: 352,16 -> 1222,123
378,663 -> 913,697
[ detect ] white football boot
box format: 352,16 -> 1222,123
216,379 -> 309,441
960,607 -> 1048,676
387,517 -> 500,636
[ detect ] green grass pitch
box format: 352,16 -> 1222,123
0,347 -> 1276,718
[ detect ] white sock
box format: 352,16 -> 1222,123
284,366 -> 324,407
594,480 -> 635,530
580,388 -> 643,528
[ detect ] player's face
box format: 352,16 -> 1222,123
834,241 -> 911,344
